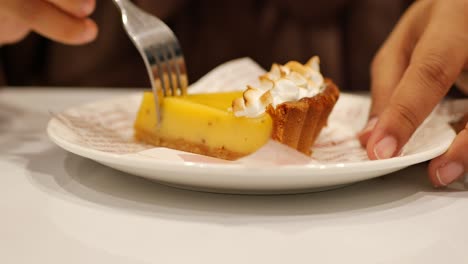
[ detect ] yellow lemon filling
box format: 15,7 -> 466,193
134,91 -> 273,159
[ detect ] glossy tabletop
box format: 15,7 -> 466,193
1,87 -> 467,264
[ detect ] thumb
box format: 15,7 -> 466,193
429,120 -> 468,187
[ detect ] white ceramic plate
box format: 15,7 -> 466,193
47,91 -> 456,194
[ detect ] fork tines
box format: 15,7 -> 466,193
113,0 -> 188,125
146,41 -> 187,97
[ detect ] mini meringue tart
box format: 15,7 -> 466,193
134,57 -> 340,160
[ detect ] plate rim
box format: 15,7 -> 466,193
47,101 -> 456,175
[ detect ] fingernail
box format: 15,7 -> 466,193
436,162 -> 464,186
373,136 -> 398,159
359,117 -> 378,136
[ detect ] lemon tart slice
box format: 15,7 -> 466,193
134,57 -> 339,160
134,91 -> 273,160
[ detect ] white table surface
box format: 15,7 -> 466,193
1,87 -> 468,264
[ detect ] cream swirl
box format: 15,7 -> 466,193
233,56 -> 325,118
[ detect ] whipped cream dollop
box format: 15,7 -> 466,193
232,56 -> 325,118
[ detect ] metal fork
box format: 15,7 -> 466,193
113,0 -> 188,123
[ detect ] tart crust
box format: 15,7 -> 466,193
267,79 -> 340,155
135,129 -> 245,160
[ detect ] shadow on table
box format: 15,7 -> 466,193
24,145 -> 468,230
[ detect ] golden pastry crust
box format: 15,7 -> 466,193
135,129 -> 245,160
267,79 -> 340,155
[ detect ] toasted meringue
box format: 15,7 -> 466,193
234,56 -> 325,118
233,86 -> 272,117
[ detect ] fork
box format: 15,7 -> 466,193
113,0 -> 188,123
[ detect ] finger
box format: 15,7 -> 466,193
359,0 -> 432,146
428,122 -> 468,187
7,0 -> 98,45
366,1 -> 468,160
46,0 -> 95,18
0,14 -> 30,44
370,1 -> 431,118
357,117 -> 377,146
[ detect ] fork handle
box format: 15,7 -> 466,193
112,0 -> 135,11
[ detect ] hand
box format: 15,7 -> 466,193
359,0 -> 468,187
0,0 -> 97,45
